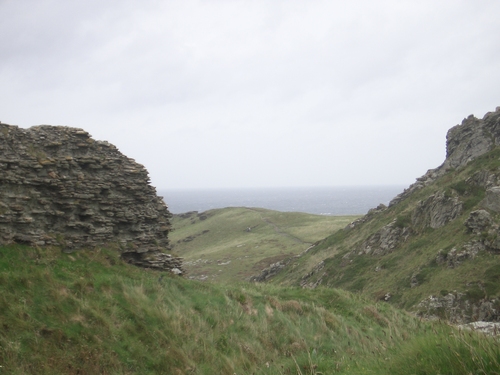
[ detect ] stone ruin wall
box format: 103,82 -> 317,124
0,123 -> 183,274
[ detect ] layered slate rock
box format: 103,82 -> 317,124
358,221 -> 411,256
411,192 -> 463,230
0,123 -> 182,274
442,107 -> 500,169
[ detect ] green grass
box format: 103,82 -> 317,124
268,145 -> 500,318
169,208 -> 359,282
2,244 -> 498,374
357,324 -> 500,375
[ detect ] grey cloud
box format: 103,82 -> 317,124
1,0 -> 500,189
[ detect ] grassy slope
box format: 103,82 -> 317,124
169,207 -> 359,282
1,244 -> 500,375
271,148 -> 500,314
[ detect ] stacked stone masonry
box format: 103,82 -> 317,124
0,123 -> 183,274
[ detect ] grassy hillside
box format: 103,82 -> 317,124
269,147 -> 500,319
1,244 -> 500,374
169,207 -> 359,282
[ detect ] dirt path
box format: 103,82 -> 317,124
246,208 -> 310,245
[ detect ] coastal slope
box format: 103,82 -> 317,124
261,106 -> 500,323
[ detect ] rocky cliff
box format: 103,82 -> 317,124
0,123 -> 182,274
255,106 -> 500,324
390,107 -> 500,206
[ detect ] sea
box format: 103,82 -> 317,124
158,186 -> 407,216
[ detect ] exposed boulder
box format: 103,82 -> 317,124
0,123 -> 183,274
464,209 -> 493,234
481,187 -> 500,212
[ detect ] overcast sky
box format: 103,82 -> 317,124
1,1 -> 499,190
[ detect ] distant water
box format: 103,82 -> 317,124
158,186 -> 406,216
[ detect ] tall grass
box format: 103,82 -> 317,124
356,323 -> 500,375
0,245 -> 499,374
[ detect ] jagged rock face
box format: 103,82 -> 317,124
390,107 -> 500,207
416,292 -> 499,324
444,107 -> 500,170
444,115 -> 493,169
251,106 -> 500,324
0,123 -> 182,273
411,192 -> 463,229
359,221 -> 410,256
467,170 -> 497,189
344,204 -> 387,230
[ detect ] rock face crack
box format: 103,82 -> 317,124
0,123 -> 183,274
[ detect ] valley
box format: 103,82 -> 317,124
169,207 -> 359,282
2,107 -> 500,373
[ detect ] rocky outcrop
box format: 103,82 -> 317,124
299,260 -> 326,289
443,115 -> 494,170
249,260 -> 290,282
459,321 -> 500,336
481,187 -> 500,212
390,106 -> 500,207
436,243 -> 483,269
441,107 -> 500,170
464,210 -> 494,235
357,221 -> 411,256
467,170 -> 498,190
250,106 -> 500,326
416,292 -> 499,324
0,123 -> 183,274
411,192 -> 463,230
463,208 -> 500,252
346,191 -> 463,260
344,204 -> 387,230
389,168 -> 442,207
431,207 -> 500,271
